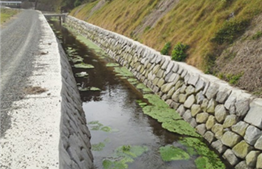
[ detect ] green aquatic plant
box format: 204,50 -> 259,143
75,72 -> 88,77
159,145 -> 190,161
127,78 -> 139,85
106,63 -> 120,67
92,142 -> 105,151
103,145 -> 148,169
90,87 -> 101,91
74,63 -> 94,69
136,83 -> 152,94
114,67 -> 134,77
88,121 -> 117,132
179,138 -> 226,169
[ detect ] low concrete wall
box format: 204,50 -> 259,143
66,15 -> 262,169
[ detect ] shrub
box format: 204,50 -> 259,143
211,19 -> 250,44
160,42 -> 171,55
171,42 -> 189,61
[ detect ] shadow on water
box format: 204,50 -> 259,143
48,19 -> 231,169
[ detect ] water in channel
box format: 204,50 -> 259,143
48,19 -> 230,169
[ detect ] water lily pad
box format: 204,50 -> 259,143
90,87 -> 101,91
88,121 -> 103,130
70,56 -> 84,63
92,142 -> 105,151
75,72 -> 88,77
106,63 -> 120,67
114,67 -> 134,77
127,78 -> 139,85
103,145 -> 148,169
159,145 -> 190,161
74,63 -> 94,69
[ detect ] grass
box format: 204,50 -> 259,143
70,0 -> 262,71
0,8 -> 19,25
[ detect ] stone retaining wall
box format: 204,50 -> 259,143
52,20 -> 94,169
66,16 -> 262,169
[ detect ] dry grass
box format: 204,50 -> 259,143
70,0 -> 262,96
71,0 -> 262,70
24,86 -> 47,95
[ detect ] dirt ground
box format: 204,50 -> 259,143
215,13 -> 262,97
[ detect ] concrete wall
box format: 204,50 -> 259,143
66,15 -> 262,169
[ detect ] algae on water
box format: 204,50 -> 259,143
102,145 -> 148,169
92,142 -> 106,151
159,145 -> 190,161
75,72 -> 88,78
179,137 -> 226,169
88,121 -> 117,132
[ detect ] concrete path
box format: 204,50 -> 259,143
0,10 -> 62,168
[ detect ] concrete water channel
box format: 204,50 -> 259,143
48,19 -> 231,169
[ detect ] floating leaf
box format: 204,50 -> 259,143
159,145 -> 190,161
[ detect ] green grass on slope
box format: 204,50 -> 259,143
70,0 -> 262,71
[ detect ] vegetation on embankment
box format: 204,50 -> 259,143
0,8 -> 20,25
69,0 -> 262,97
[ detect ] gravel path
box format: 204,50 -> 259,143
0,10 -> 42,135
0,10 -> 62,168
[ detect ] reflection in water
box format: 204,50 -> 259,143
49,20 -> 229,169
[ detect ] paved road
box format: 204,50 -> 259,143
0,10 -> 41,136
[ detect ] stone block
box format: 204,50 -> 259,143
246,151 -> 260,167
257,154 -> 262,169
223,149 -> 239,166
171,89 -> 180,102
215,105 -> 227,123
157,78 -> 165,88
196,91 -> 205,104
214,125 -> 224,140
232,140 -> 252,159
167,73 -> 180,84
221,131 -> 241,147
223,115 -> 238,128
172,63 -> 179,73
179,84 -> 187,93
211,140 -> 227,154
206,99 -> 216,113
185,85 -> 195,95
196,124 -> 206,136
204,83 -> 219,99
183,110 -> 192,123
224,93 -> 236,110
190,118 -> 197,128
255,135 -> 262,150
191,104 -> 201,117
156,69 -> 164,78
174,80 -> 183,90
206,115 -> 215,130
187,74 -> 199,86
177,105 -> 185,116
161,82 -> 175,93
178,94 -> 187,103
195,78 -> 206,92
244,98 -> 262,129
204,131 -> 214,143
201,99 -> 209,112
235,99 -> 250,118
164,62 -> 174,75
196,112 -> 209,123
166,87 -> 176,99
216,88 -> 232,104
231,121 -> 249,137
235,161 -> 250,169
244,125 -> 262,145
184,95 -> 195,108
